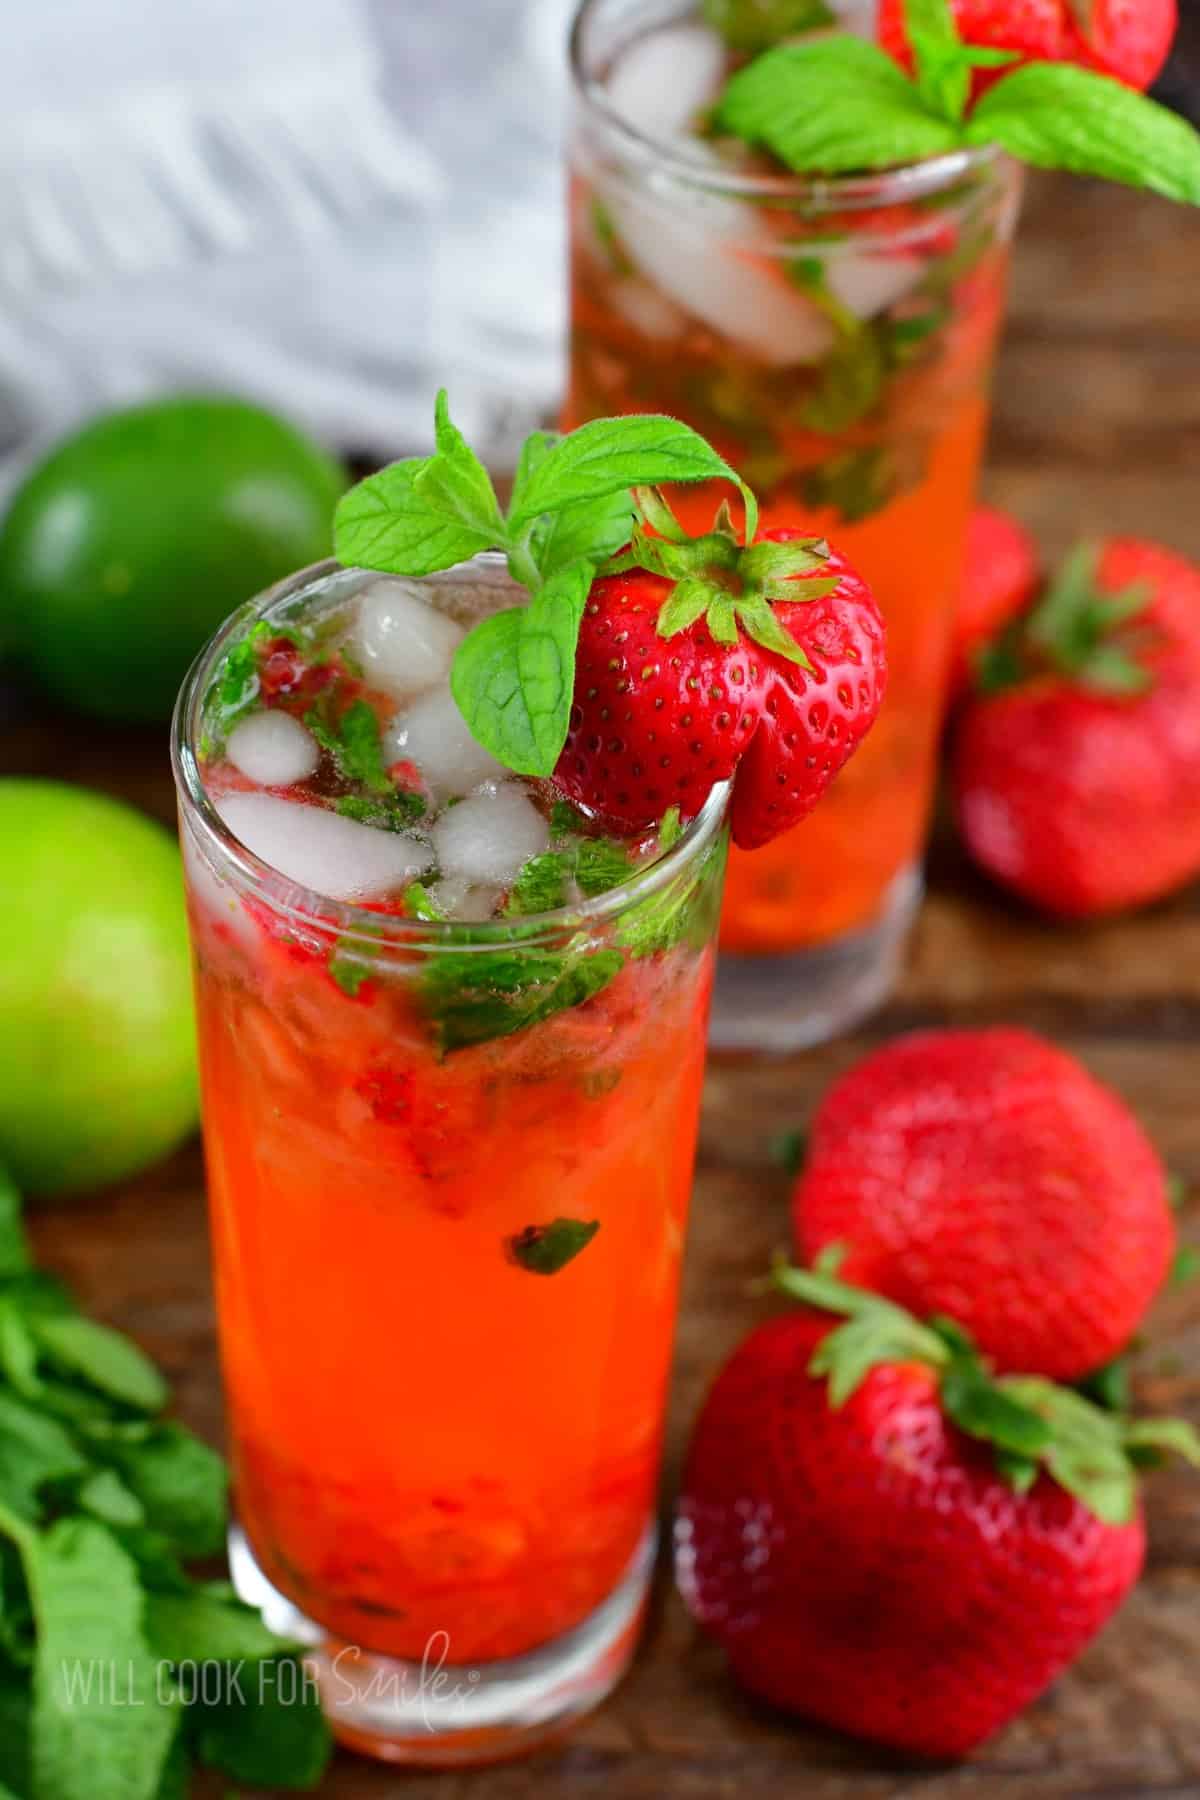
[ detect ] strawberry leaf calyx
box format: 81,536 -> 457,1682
773,1252 -> 1200,1525
977,543 -> 1156,698
612,489 -> 834,668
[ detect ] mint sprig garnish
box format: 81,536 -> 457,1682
776,1250 -> 1200,1526
714,0 -> 1200,202
335,394 -> 759,778
0,1170 -> 330,1798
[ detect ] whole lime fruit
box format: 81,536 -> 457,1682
0,395 -> 345,721
0,781 -> 198,1195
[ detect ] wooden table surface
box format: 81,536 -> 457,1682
5,172 -> 1200,1798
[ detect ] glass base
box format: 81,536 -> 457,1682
708,865 -> 922,1054
228,1523 -> 655,1767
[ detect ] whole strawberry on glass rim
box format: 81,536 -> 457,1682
677,1251 -> 1200,1758
955,537 -> 1200,917
334,396 -> 887,853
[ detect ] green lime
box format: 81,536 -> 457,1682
0,781 -> 198,1196
0,395 -> 345,721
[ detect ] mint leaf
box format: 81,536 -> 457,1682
0,1669 -> 30,1798
529,488 -> 634,583
145,1590 -> 292,1665
328,950 -> 371,998
74,1468 -> 145,1529
0,1393 -> 86,1519
801,325 -> 887,431
82,1423 -> 227,1560
507,1219 -> 600,1275
402,881 -> 444,921
16,1516 -> 181,1800
188,1654 -> 330,1790
424,942 -> 623,1053
334,790 -> 424,830
0,1300 -> 40,1398
415,390 -> 505,543
575,838 -> 634,899
0,1169 -> 29,1280
550,798 -> 591,842
966,63 -> 1200,205
334,458 -> 494,576
305,698 -> 392,793
511,432 -> 635,582
715,39 -> 962,175
803,446 -> 898,523
703,0 -> 832,52
658,806 -> 683,850
504,852 -> 571,916
508,416 -> 759,545
451,560 -> 592,777
30,1315 -> 167,1415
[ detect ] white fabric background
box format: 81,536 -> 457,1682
0,0 -> 574,478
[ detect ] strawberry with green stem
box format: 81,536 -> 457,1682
955,537 -> 1200,917
678,1249 -> 1200,1758
555,491 -> 886,844
335,394 -> 886,851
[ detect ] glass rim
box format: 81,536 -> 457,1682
567,0 -> 1005,209
170,554 -> 730,954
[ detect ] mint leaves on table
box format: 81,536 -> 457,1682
334,393 -> 759,780
714,0 -> 1200,201
776,1249 -> 1200,1526
0,1174 -> 331,1800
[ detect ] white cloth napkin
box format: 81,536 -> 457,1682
0,0 -> 572,479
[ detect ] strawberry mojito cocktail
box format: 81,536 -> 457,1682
566,0 -> 1196,1046
171,400 -> 885,1765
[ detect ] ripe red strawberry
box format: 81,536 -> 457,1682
793,1027 -> 1174,1380
954,537 -> 1200,917
879,0 -> 1067,90
677,1295 -> 1149,1758
951,504 -> 1040,697
1061,0 -> 1176,91
552,505 -> 886,849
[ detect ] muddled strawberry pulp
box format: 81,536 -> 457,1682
567,1 -> 1022,948
183,564 -> 725,1663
